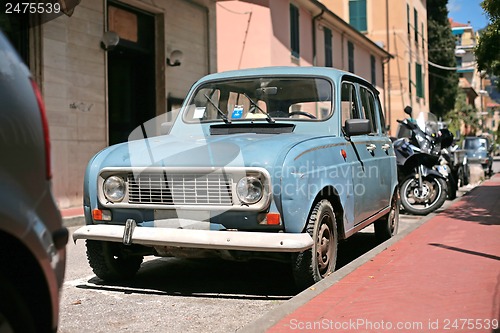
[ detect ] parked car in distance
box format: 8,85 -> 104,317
74,67 -> 398,289
463,136 -> 494,177
0,31 -> 68,332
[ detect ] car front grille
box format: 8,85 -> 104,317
127,172 -> 233,206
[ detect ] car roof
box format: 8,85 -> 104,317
196,66 -> 370,87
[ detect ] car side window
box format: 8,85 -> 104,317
341,82 -> 360,127
359,87 -> 379,135
375,96 -> 387,134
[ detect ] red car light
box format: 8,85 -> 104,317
30,79 -> 51,180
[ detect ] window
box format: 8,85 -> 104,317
456,56 -> 462,68
360,87 -> 378,134
408,63 -> 412,95
324,27 -> 333,67
376,96 -> 387,134
290,4 -> 300,58
348,41 -> 355,73
416,63 -> 423,98
414,9 -> 418,45
349,0 -> 367,32
407,4 -> 410,34
370,55 -> 376,85
341,82 -> 360,127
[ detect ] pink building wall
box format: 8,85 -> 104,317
217,0 -> 388,103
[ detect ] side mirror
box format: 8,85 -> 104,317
345,119 -> 371,136
403,105 -> 413,117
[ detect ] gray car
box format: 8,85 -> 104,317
463,136 -> 493,177
0,31 -> 68,332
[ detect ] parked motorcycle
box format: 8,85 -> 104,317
393,107 -> 448,215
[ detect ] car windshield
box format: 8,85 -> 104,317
464,138 -> 488,151
183,77 -> 333,123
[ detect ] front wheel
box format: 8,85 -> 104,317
292,200 -> 338,290
86,240 -> 143,282
400,176 -> 447,215
0,276 -> 36,333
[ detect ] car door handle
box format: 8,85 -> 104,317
381,143 -> 391,151
366,144 -> 377,152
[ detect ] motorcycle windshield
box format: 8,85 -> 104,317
414,111 -> 439,137
396,123 -> 412,139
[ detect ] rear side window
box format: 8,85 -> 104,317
341,82 -> 360,126
360,87 -> 378,134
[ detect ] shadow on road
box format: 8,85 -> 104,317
77,229 -> 387,299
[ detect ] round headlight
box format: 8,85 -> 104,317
236,176 -> 263,204
103,176 -> 126,202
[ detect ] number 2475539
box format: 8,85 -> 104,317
5,2 -> 61,14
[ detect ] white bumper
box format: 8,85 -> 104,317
73,224 -> 313,252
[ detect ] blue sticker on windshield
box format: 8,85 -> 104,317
232,106 -> 243,119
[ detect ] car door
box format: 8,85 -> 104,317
340,80 -> 378,224
359,85 -> 393,212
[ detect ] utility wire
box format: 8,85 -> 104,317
428,60 -> 475,71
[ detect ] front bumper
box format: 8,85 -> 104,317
73,223 -> 313,252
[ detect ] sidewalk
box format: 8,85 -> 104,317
244,174 -> 500,333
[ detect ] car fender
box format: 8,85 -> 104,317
279,137 -> 353,233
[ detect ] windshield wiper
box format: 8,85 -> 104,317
243,93 -> 275,124
204,93 -> 230,124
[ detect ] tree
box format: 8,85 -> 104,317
427,0 -> 458,118
445,90 -> 479,137
476,0 -> 500,77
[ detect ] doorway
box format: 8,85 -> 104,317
107,1 -> 156,145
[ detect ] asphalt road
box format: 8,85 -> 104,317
59,159 -> 500,332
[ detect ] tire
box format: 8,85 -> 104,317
447,173 -> 457,200
400,176 -> 447,215
0,275 -> 36,333
374,188 -> 400,242
292,200 -> 338,290
86,240 -> 143,281
457,167 -> 464,188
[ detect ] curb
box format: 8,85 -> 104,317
237,185 -> 478,333
63,215 -> 85,228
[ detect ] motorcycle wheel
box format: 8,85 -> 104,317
400,176 -> 447,215
447,173 -> 457,200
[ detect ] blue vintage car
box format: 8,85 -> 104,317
74,67 -> 398,288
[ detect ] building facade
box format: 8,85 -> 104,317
451,18 -> 499,138
320,0 -> 429,134
1,0 -> 217,209
216,0 -> 391,101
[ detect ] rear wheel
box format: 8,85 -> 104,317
447,173 -> 457,200
374,188 -> 400,242
292,200 -> 338,290
86,240 -> 143,281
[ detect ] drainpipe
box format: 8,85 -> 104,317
312,10 -> 324,66
341,31 -> 345,71
385,0 -> 391,131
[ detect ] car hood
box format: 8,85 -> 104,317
94,133 -> 316,171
